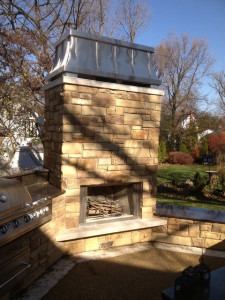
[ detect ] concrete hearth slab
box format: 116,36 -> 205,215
56,218 -> 167,242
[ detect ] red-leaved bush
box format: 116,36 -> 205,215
168,151 -> 194,165
208,132 -> 225,155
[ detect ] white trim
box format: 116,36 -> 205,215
43,76 -> 164,95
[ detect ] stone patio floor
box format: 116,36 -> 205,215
14,242 -> 225,300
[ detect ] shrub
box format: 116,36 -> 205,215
158,141 -> 167,163
179,143 -> 189,153
193,172 -> 206,193
208,132 -> 225,155
202,176 -> 221,196
216,150 -> 225,191
168,151 -> 194,165
191,146 -> 199,160
218,169 -> 225,192
200,138 -> 209,156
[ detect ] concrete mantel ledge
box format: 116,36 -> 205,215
43,76 -> 165,95
56,218 -> 167,242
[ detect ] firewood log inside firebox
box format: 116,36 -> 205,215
87,196 -> 123,217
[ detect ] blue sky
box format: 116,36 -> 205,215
134,0 -> 225,108
136,0 -> 225,72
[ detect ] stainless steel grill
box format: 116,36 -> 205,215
0,178 -> 32,216
0,173 -> 63,297
0,178 -> 55,246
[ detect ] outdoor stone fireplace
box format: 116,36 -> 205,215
43,30 -> 166,244
1,30 -> 225,300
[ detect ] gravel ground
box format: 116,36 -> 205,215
42,247 -> 225,300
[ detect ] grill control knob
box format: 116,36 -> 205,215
0,224 -> 8,234
24,215 -> 31,223
0,194 -> 7,203
13,219 -> 20,228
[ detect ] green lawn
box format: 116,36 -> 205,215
157,164 -> 212,184
156,164 -> 225,211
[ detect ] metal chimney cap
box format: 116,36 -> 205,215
47,30 -> 161,87
54,29 -> 155,52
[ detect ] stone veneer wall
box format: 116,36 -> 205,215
152,217 -> 225,250
44,79 -> 163,229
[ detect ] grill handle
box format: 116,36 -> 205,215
0,261 -> 31,289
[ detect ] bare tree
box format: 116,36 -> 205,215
59,0 -> 97,33
0,0 -> 98,168
211,70 -> 225,114
116,0 -> 151,42
154,32 -> 215,150
0,0 -> 118,100
83,0 -> 109,35
0,79 -> 33,168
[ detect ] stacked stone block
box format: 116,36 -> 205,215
152,218 -> 225,250
44,81 -> 162,229
63,229 -> 152,254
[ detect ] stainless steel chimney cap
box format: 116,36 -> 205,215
46,29 -> 161,87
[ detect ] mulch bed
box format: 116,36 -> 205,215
157,183 -> 225,204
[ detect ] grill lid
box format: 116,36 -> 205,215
0,178 -> 32,218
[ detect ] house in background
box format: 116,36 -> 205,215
0,113 -> 44,171
197,129 -> 213,141
181,113 -> 214,140
181,112 -> 195,129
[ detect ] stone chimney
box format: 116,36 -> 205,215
43,30 -> 164,232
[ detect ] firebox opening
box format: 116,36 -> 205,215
80,182 -> 142,224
